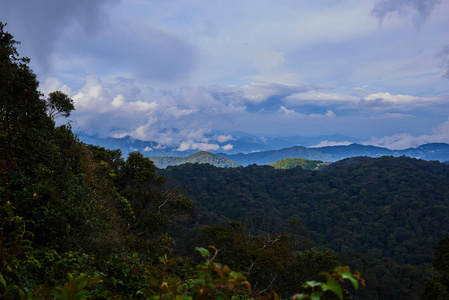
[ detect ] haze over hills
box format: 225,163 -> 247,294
78,132 -> 449,167
219,143 -> 449,166
77,132 -> 360,157
150,151 -> 241,169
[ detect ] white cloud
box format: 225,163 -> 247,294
325,110 -> 335,117
215,134 -> 235,143
310,141 -> 353,148
41,77 -> 73,96
280,106 -> 297,115
285,91 -> 358,102
112,94 -> 125,108
222,143 -> 234,151
364,92 -> 429,103
177,141 -> 220,152
363,117 -> 449,149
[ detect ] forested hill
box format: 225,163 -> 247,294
218,146 -> 334,165
218,143 -> 449,166
160,156 -> 449,266
269,157 -> 329,170
149,151 -> 241,168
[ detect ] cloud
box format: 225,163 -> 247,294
310,141 -> 354,148
363,117 -> 449,149
222,144 -> 234,151
280,106 -> 297,115
0,0 -> 117,71
358,92 -> 438,109
364,92 -> 427,102
439,44 -> 449,79
239,83 -> 314,103
285,91 -> 358,103
214,135 -> 235,143
177,141 -> 220,152
372,0 -> 443,26
325,110 -> 336,117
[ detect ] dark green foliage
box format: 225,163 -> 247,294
270,157 -> 328,170
150,151 -> 242,168
0,22 -> 194,298
160,157 -> 449,299
46,91 -> 75,119
432,237 -> 449,271
421,237 -> 449,300
161,157 -> 449,265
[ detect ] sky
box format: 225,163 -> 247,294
1,0 -> 449,151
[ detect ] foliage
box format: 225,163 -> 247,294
150,151 -> 241,169
292,266 -> 363,300
421,237 -> 449,300
160,157 -> 449,299
46,91 -> 75,119
270,158 -> 328,170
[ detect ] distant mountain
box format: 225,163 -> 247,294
219,146 -> 334,166
219,143 -> 449,166
149,151 -> 241,168
76,132 -> 449,164
277,133 -> 361,147
269,158 -> 330,170
78,134 -> 194,157
400,143 -> 449,161
315,143 -> 393,160
316,143 -> 449,162
76,131 -> 362,156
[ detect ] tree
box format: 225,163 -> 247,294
46,91 -> 74,119
117,152 -> 193,234
421,237 -> 449,300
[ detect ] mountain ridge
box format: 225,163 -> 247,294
149,151 -> 241,168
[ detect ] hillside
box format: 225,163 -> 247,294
161,156 -> 449,265
218,143 -> 449,166
219,146 -> 334,166
149,151 -> 241,168
160,156 -> 449,299
269,157 -> 329,170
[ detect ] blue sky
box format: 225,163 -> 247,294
1,0 -> 449,151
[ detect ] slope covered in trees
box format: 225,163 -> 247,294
149,151 -> 241,168
160,157 -> 449,299
269,157 -> 329,170
161,157 -> 449,264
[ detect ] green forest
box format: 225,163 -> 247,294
1,22 -> 449,300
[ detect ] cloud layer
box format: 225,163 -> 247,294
1,0 -> 448,151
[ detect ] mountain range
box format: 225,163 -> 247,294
77,132 -> 449,167
77,131 -> 360,156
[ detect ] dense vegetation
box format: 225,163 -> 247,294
1,22 -> 366,299
149,151 -> 241,169
160,157 -> 449,299
269,158 -> 328,170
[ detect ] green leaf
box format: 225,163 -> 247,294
195,247 -> 210,257
310,291 -> 322,300
0,274 -> 6,293
342,271 -> 359,291
303,280 -> 321,288
322,278 -> 343,300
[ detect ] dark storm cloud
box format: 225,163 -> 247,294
83,24 -> 198,81
0,0 -> 118,70
372,0 -> 443,26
